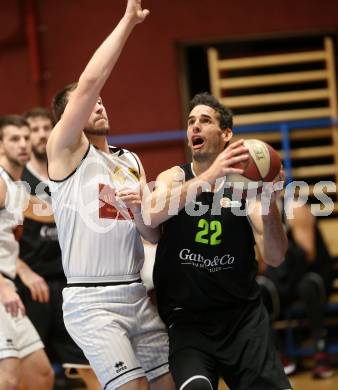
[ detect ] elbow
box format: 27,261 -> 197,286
265,256 -> 284,268
146,235 -> 159,245
141,212 -> 161,229
264,246 -> 287,268
78,73 -> 105,92
142,229 -> 160,245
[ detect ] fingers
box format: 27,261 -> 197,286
29,279 -> 50,303
226,153 -> 249,167
142,9 -> 150,18
5,297 -> 26,317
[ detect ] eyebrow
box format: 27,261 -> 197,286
188,114 -> 213,121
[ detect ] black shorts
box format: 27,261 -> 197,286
168,299 -> 292,390
17,277 -> 88,365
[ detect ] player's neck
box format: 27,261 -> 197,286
191,158 -> 214,177
88,135 -> 110,153
0,157 -> 24,181
27,154 -> 48,181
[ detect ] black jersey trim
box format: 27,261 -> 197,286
103,366 -> 143,390
130,152 -> 141,176
0,272 -> 14,281
48,142 -> 91,183
66,278 -> 142,288
108,145 -> 124,156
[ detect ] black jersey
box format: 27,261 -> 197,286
153,163 -> 260,325
19,166 -> 63,279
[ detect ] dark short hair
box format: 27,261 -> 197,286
52,82 -> 78,122
0,115 -> 29,141
23,107 -> 54,125
189,92 -> 233,130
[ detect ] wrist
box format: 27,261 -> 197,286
199,170 -> 216,186
122,13 -> 138,28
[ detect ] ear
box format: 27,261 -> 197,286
222,128 -> 233,144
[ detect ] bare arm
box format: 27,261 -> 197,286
287,204 -> 316,262
0,273 -> 25,317
117,156 -> 159,243
0,177 -> 6,209
143,140 -> 249,228
17,259 -> 50,303
248,200 -> 288,267
47,0 -> 149,177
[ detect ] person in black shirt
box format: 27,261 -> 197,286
259,199 -> 334,379
16,107 -> 101,389
146,93 -> 292,390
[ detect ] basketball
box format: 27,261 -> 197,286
227,139 -> 281,189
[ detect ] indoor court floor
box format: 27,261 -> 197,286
219,371 -> 338,390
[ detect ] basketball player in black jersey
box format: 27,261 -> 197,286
148,93 -> 292,389
16,107 -> 101,389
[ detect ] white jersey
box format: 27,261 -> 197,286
0,167 -> 24,279
49,145 -> 144,283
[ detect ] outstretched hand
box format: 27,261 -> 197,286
125,0 -> 150,24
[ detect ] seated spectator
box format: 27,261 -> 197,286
257,196 -> 334,379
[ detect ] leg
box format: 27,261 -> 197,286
0,357 -> 21,390
117,376 -> 149,390
132,292 -> 174,389
20,349 -> 54,390
222,301 -> 292,390
170,347 -> 217,390
77,367 -> 102,390
150,372 -> 175,390
50,279 -> 102,389
62,286 -> 149,390
297,273 -> 327,351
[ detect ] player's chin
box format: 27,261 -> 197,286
17,156 -> 30,165
84,127 -> 109,136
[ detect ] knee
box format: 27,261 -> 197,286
0,374 -> 20,390
37,365 -> 54,388
180,376 -> 213,390
298,274 -> 324,301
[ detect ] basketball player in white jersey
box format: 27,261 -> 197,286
47,1 -> 174,390
0,115 -> 54,389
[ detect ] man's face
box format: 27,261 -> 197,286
0,125 -> 31,167
187,105 -> 232,162
27,116 -> 52,160
85,97 -> 110,136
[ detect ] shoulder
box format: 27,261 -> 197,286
0,176 -> 7,208
156,166 -> 185,185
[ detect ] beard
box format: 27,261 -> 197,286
7,154 -> 27,168
84,126 -> 109,136
192,148 -> 215,163
32,145 -> 47,161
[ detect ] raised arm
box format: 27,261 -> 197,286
47,0 -> 149,176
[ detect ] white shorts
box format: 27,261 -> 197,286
63,282 -> 169,390
0,281 -> 44,360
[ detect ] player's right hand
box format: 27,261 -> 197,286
0,285 -> 26,317
125,0 -> 150,25
205,139 -> 249,183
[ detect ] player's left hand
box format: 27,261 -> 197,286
116,188 -> 142,215
19,269 -> 50,303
